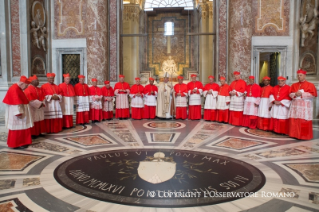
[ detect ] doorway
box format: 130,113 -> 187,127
259,52 -> 281,87
62,54 -> 80,86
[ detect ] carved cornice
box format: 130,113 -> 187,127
123,4 -> 141,22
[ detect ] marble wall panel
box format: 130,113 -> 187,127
228,0 -> 253,80
10,0 -> 21,77
86,0 -> 108,84
252,0 -> 290,36
218,0 -> 227,78
54,0 -> 87,39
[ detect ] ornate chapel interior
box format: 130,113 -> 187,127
0,0 -> 319,211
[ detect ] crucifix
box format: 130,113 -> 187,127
156,26 -> 183,54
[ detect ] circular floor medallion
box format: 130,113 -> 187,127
143,121 -> 185,130
54,149 -> 265,207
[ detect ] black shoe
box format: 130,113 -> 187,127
31,135 -> 37,139
22,145 -> 29,148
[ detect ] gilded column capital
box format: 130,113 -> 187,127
123,4 -> 141,22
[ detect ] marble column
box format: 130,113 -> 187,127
86,0 -> 108,84
208,2 -> 214,80
109,0 -> 119,82
217,0 -> 228,78
198,3 -> 209,84
10,0 -> 21,77
123,4 -> 140,85
228,0 -> 253,81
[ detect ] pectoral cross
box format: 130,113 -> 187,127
156,27 -> 183,54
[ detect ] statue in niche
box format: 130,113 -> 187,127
161,56 -> 177,78
39,27 -> 48,51
31,2 -> 47,51
30,21 -> 40,49
300,0 -> 319,47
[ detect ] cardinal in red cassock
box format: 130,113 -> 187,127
288,69 -> 317,140
3,76 -> 33,149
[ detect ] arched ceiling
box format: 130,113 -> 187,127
144,0 -> 194,9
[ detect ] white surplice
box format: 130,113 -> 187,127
243,97 -> 260,116
61,96 -> 74,115
44,94 -> 63,119
288,89 -> 315,121
29,99 -> 45,123
114,89 -> 130,109
188,89 -> 203,106
75,96 -> 90,112
203,90 -> 218,110
130,94 -> 144,108
216,95 -> 230,110
144,92 -> 157,106
257,97 -> 272,118
269,94 -> 291,119
229,90 -> 245,111
5,104 -> 33,130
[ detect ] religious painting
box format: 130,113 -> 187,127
148,13 -> 190,79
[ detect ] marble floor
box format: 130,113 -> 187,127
0,119 -> 319,212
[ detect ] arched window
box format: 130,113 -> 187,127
144,0 -> 194,10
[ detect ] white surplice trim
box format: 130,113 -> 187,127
5,104 -> 34,130
175,93 -> 188,107
203,91 -> 218,109
29,99 -> 45,122
75,96 -> 90,112
61,96 -> 74,115
44,95 -> 63,119
90,95 -> 103,110
115,89 -> 130,109
144,91 -> 157,106
243,97 -> 260,116
257,97 -> 272,118
229,90 -> 245,111
130,94 -> 144,108
288,91 -> 314,121
216,95 -> 230,110
103,97 -> 114,112
188,89 -> 203,106
269,94 -> 291,119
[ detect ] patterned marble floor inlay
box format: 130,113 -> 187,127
216,137 -> 264,150
112,130 -> 137,142
0,132 -> 8,142
63,135 -> 113,146
54,149 -> 265,207
145,132 -> 180,144
0,120 -> 319,211
143,121 -> 185,130
246,128 -> 288,138
0,152 -> 44,171
256,148 -> 308,158
285,163 -> 319,183
59,125 -> 86,133
0,198 -> 32,212
0,180 -> 15,190
23,178 -> 40,187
